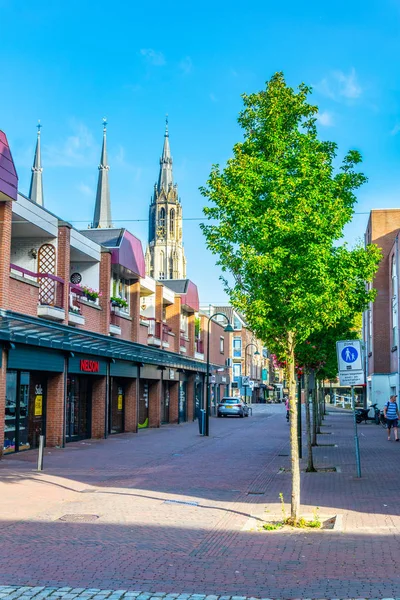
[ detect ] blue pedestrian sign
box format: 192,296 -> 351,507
336,340 -> 364,385
341,346 -> 358,364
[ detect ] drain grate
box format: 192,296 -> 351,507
164,499 -> 199,506
58,514 -> 99,522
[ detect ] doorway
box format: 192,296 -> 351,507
66,376 -> 92,442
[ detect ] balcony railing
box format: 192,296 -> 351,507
69,283 -> 85,314
10,263 -> 64,309
163,323 -> 172,342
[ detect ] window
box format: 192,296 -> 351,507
233,338 -> 242,357
233,316 -> 242,330
220,336 -> 224,353
233,363 -> 242,380
170,209 -> 175,235
159,207 -> 166,228
111,276 -> 131,313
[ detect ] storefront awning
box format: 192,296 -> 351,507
0,310 -> 212,372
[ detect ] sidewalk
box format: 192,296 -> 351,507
1,405 -> 400,599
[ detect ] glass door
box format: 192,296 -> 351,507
4,371 -> 17,454
179,381 -> 187,423
161,381 -> 170,424
110,380 -> 124,434
18,372 -> 31,452
138,380 -> 149,428
66,376 -> 92,442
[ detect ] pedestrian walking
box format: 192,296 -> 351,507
383,395 -> 400,441
285,396 -> 290,422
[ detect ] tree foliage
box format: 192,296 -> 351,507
200,72 -> 381,519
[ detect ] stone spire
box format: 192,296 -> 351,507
92,118 -> 112,229
29,121 -> 44,206
157,116 -> 174,194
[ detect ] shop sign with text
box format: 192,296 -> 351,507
80,359 -> 100,373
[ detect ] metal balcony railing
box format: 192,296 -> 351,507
10,263 -> 64,309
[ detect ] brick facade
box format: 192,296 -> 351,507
46,371 -> 65,447
169,381 -> 179,424
57,225 -> 71,325
9,277 -> 39,316
148,380 -> 161,428
91,377 -> 107,439
124,378 -> 138,433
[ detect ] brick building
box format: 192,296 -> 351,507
364,209 -> 400,406
199,305 -> 271,403
0,126 -> 231,458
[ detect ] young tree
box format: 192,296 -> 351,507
201,73 -> 381,521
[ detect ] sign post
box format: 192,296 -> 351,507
242,376 -> 250,404
336,340 -> 363,478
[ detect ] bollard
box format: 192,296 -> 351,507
37,435 -> 44,472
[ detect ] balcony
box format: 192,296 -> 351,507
180,329 -> 189,354
10,263 -> 65,321
195,338 -> 204,361
109,311 -> 122,336
163,323 -> 172,349
68,284 -> 86,326
147,318 -> 161,347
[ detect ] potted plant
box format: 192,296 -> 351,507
81,285 -> 102,302
111,296 -> 129,310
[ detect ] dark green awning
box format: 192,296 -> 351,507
0,310 -> 210,372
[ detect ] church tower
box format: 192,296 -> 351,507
145,119 -> 186,280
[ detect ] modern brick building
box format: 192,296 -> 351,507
364,209 -> 400,406
0,125 -> 231,458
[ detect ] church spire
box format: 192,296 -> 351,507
92,118 -> 112,229
29,121 -> 44,206
157,115 -> 173,194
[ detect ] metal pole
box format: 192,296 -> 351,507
297,375 -> 302,459
37,435 -> 44,471
244,351 -> 247,403
205,317 -> 211,436
351,386 -> 362,478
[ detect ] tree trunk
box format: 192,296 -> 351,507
312,382 -> 318,447
304,369 -> 316,472
287,332 -> 300,522
316,380 -> 321,434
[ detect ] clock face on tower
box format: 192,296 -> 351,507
156,225 -> 165,239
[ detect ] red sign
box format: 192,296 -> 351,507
80,359 -> 100,373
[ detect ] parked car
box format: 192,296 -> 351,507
217,397 -> 250,418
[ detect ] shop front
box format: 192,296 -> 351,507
109,362 -> 138,435
67,356 -> 107,442
161,379 -> 170,424
138,365 -> 161,429
4,346 -> 64,455
179,373 -> 188,423
194,374 -> 203,421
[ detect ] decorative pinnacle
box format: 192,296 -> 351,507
37,120 -> 42,134
165,114 -> 169,136
103,117 -> 107,132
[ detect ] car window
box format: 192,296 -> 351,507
221,398 -> 239,403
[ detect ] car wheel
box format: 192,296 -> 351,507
217,413 -> 221,418
239,412 -> 244,418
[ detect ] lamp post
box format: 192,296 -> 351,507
243,343 -> 260,404
205,312 -> 234,436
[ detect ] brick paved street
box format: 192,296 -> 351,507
1,405 -> 400,599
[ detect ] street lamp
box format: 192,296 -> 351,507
205,312 -> 234,436
243,343 -> 260,403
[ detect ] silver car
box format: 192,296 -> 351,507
217,397 -> 250,418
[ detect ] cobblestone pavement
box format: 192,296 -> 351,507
1,405 -> 400,599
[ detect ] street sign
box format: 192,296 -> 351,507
242,376 -> 250,386
337,371 -> 365,386
336,340 -> 363,372
249,380 -> 255,389
336,340 -> 364,386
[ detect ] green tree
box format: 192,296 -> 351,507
201,73 -> 381,521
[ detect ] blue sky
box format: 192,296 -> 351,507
1,0 -> 400,304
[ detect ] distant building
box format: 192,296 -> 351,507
145,120 -> 186,281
